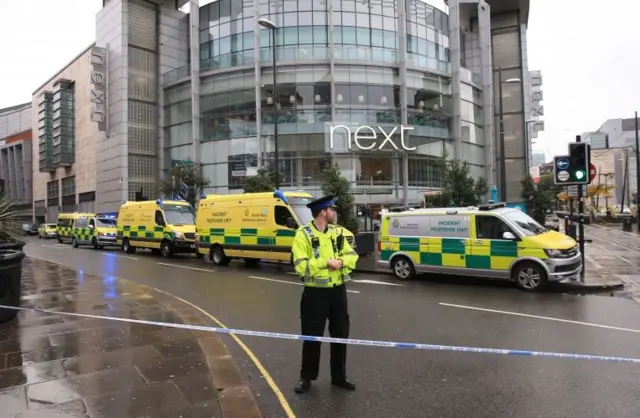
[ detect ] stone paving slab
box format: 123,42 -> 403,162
0,258 -> 263,418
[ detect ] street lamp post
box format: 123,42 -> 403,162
258,18 -> 280,189
497,67 -> 521,203
635,111 -> 639,231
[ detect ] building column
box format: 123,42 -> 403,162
397,0 -> 408,206
448,0 -> 463,163
477,1 -> 495,190
253,2 -> 262,168
189,0 -> 201,170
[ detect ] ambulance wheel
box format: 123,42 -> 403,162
122,238 -> 136,254
92,237 -> 99,249
210,246 -> 230,266
392,256 -> 415,281
513,261 -> 547,291
161,240 -> 172,258
57,236 -> 62,243
72,237 -> 79,248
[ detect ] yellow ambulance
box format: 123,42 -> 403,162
56,212 -> 95,243
377,202 -> 581,291
195,190 -> 355,266
116,199 -> 198,258
70,214 -> 118,249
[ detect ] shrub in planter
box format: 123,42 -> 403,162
0,193 -> 28,323
0,193 -> 26,249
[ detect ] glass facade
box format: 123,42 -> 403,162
38,92 -> 54,172
51,80 -> 75,167
492,13 -> 526,202
127,0 -> 159,202
164,0 -> 458,204
194,0 -> 450,73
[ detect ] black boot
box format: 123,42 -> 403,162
294,379 -> 311,394
331,378 -> 356,390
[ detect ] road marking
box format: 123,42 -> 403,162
102,252 -> 138,261
249,276 -> 360,294
439,302 -> 640,334
352,279 -> 404,287
24,254 -> 295,418
585,255 -> 603,270
41,244 -> 67,249
158,263 -> 213,273
618,255 -> 632,265
591,243 -> 607,251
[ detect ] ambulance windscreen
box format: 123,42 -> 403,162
164,204 -> 196,225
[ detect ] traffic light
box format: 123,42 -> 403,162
568,142 -> 589,184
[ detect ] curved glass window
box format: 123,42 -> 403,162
197,1 -> 450,73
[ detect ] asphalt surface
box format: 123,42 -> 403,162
23,236 -> 640,418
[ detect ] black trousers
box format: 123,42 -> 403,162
299,284 -> 350,382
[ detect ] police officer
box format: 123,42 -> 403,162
291,195 -> 359,394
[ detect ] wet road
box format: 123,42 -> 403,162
24,237 -> 640,418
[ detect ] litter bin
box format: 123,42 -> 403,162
0,250 -> 25,323
622,216 -> 633,232
565,224 -> 577,240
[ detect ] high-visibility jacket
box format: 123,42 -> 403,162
292,222 -> 359,287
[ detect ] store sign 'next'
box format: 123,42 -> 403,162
329,125 -> 417,151
89,46 -> 107,132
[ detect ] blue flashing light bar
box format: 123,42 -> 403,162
156,199 -> 164,209
273,190 -> 288,204
96,212 -> 118,219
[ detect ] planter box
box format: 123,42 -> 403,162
0,250 -> 25,323
0,241 -> 25,251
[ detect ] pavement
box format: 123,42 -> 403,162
19,235 -> 640,417
0,257 -> 262,418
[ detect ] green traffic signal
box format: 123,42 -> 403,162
575,170 -> 585,180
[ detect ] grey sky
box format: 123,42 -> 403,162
0,0 -> 637,163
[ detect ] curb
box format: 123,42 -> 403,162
160,299 -> 263,418
353,267 -> 625,292
25,254 -> 264,418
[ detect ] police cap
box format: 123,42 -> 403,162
306,195 -> 336,212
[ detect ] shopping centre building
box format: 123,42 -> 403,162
28,0 -> 536,220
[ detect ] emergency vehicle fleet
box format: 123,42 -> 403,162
53,195 -> 579,291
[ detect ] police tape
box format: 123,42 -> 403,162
1,303 -> 639,365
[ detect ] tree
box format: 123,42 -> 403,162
160,165 -> 210,206
321,162 -> 359,233
521,174 -> 556,224
243,168 -> 277,193
424,151 -> 489,207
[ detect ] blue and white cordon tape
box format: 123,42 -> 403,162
1,303 -> 639,365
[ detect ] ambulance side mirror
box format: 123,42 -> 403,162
502,231 -> 516,240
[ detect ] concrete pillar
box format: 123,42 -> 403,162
397,0 -> 409,206
448,0 -> 463,162
254,2 -> 262,167
189,0 -> 201,169
477,1 -> 495,188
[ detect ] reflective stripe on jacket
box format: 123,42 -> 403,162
291,222 -> 359,287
